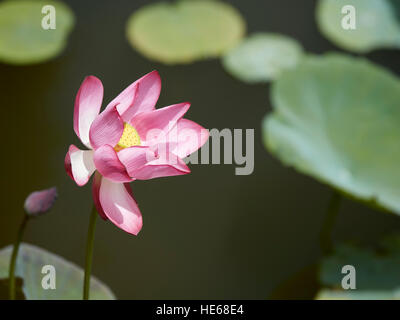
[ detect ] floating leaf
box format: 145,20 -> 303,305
126,0 -> 246,64
316,0 -> 400,53
222,33 -> 304,83
388,0 -> 400,21
263,54 -> 400,214
0,243 -> 116,300
0,0 -> 75,65
316,235 -> 400,300
316,288 -> 400,300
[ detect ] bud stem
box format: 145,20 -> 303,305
9,214 -> 29,300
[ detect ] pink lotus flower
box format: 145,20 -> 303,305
65,71 -> 208,235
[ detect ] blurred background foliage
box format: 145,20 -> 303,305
126,0 -> 245,64
317,235 -> 400,299
263,54 -> 400,215
0,0 -> 74,64
1,0 -> 400,299
222,33 -> 304,83
317,0 -> 400,53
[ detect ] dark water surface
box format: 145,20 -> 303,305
1,0 -> 400,299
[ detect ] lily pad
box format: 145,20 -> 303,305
263,54 -> 400,214
316,288 -> 400,300
0,0 -> 75,65
126,0 -> 246,64
316,0 -> 400,53
0,243 -> 116,300
389,0 -> 400,21
222,33 -> 304,83
316,235 -> 400,300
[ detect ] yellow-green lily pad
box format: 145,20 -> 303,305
316,0 -> 400,53
263,54 -> 400,214
222,33 -> 304,83
0,0 -> 74,65
126,0 -> 246,64
316,288 -> 400,300
0,243 -> 116,300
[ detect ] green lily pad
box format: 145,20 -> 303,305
0,0 -> 75,65
0,243 -> 116,300
126,0 -> 246,64
263,54 -> 400,214
222,33 -> 304,83
388,0 -> 400,21
316,0 -> 400,53
316,288 -> 400,300
316,235 -> 400,300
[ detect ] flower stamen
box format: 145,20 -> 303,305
115,123 -> 141,152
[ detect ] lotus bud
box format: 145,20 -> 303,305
24,187 -> 58,217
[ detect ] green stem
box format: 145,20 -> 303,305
83,205 -> 97,300
9,214 -> 29,300
319,191 -> 342,255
